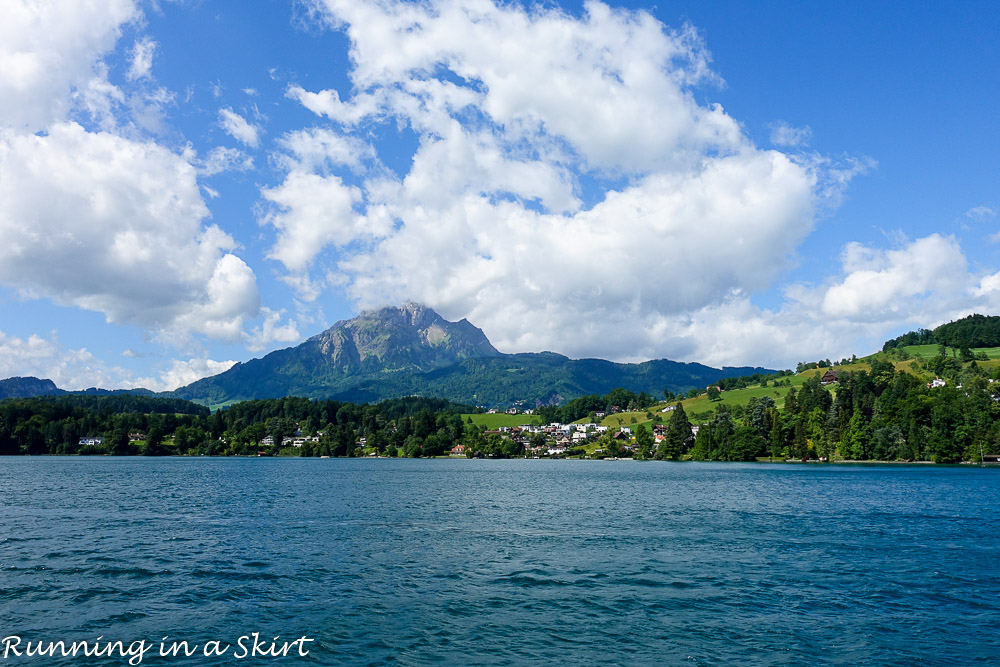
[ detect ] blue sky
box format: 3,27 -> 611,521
1,0 -> 997,390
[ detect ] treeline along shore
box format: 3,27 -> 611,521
1,351 -> 1000,464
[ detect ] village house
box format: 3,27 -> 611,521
928,377 -> 946,388
284,435 -> 320,448
78,436 -> 103,447
128,432 -> 145,442
821,369 -> 841,385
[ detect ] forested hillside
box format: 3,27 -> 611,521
883,313 -> 1000,350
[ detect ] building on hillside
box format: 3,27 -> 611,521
821,369 -> 841,385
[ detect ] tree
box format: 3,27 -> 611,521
605,435 -> 622,459
707,387 -> 721,402
634,423 -> 654,460
657,403 -> 692,460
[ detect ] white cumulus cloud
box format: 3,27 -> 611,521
769,121 -> 812,147
265,0 -> 830,361
218,107 -> 261,148
0,122 -> 261,342
820,234 -> 967,320
149,357 -> 238,392
0,0 -> 139,132
127,35 -> 156,81
0,330 -> 127,390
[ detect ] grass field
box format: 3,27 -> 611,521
462,413 -> 543,428
898,344 -> 1000,360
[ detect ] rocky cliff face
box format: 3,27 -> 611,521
309,303 -> 500,371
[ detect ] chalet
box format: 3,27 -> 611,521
128,432 -> 145,442
505,407 -> 519,415
821,369 -> 841,385
286,436 -> 320,447
78,436 -> 103,447
450,444 -> 468,456
612,430 -> 631,441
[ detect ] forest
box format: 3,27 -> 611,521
883,313 -> 1000,351
669,356 -> 999,463
1,351 -> 998,463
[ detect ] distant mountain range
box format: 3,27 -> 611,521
0,376 -> 157,401
0,304 -> 775,407
171,304 -> 773,407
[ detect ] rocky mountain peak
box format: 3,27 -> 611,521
310,303 -> 499,371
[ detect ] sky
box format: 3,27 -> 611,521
1,0 -> 998,391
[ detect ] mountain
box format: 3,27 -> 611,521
174,303 -> 773,407
0,377 -> 158,401
0,377 -> 66,400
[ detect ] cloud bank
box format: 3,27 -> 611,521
0,0 -> 294,354
267,0 -> 827,361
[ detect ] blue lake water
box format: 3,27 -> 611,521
1,457 -> 999,665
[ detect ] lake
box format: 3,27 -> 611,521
1,458 -> 998,665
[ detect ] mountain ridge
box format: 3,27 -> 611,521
172,304 -> 773,406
